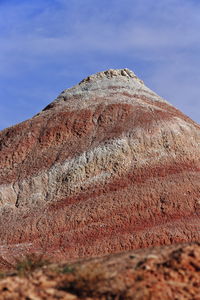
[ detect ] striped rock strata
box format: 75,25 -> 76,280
0,68 -> 200,264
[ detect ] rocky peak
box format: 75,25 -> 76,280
79,68 -> 144,85
43,68 -> 166,112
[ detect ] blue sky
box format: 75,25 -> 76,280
0,0 -> 200,129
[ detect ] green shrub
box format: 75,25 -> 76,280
15,253 -> 49,276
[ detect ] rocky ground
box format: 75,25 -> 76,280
0,242 -> 200,299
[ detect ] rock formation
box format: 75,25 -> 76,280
0,68 -> 200,263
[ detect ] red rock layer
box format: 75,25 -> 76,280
0,68 -> 200,263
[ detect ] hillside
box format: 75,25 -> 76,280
0,69 -> 200,265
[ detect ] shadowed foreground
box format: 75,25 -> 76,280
0,242 -> 200,299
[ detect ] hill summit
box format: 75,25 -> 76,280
0,68 -> 200,266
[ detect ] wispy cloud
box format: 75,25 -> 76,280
0,0 -> 200,129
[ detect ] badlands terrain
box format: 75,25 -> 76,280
0,68 -> 200,298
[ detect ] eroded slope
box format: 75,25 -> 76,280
0,69 -> 200,262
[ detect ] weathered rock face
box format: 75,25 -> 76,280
0,68 -> 200,263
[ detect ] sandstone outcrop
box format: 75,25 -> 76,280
0,68 -> 200,263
